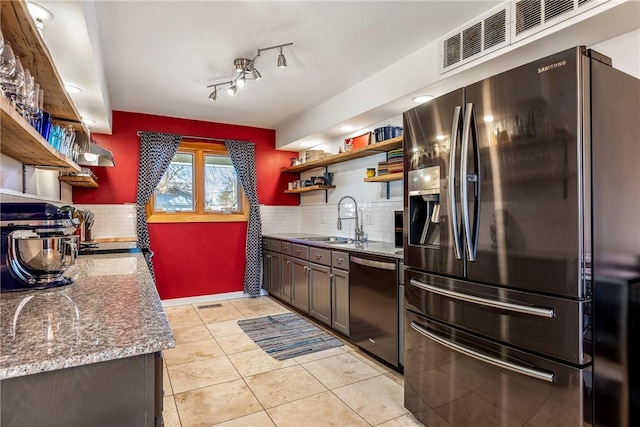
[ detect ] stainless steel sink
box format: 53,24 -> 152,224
299,236 -> 354,244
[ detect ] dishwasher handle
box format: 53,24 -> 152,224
350,256 -> 396,271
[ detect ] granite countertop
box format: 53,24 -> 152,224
263,233 -> 404,260
0,253 -> 175,380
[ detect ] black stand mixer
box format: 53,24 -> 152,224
1,203 -> 79,292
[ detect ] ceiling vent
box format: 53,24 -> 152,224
441,4 -> 510,73
440,0 -> 607,74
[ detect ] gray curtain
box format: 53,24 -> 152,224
136,131 -> 183,280
225,139 -> 263,297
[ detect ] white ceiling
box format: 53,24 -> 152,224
34,1 -> 640,151
36,1 -> 499,141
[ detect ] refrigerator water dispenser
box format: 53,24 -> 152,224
408,167 -> 441,247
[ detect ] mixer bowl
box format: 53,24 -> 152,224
8,233 -> 79,284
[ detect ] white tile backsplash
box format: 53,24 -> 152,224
261,200 -> 402,243
260,205 -> 301,234
74,204 -> 137,240
67,199 -> 401,244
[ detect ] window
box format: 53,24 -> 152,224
147,141 -> 248,223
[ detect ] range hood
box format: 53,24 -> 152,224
76,142 -> 115,167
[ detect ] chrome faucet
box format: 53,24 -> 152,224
337,195 -> 365,242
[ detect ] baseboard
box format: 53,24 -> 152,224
161,289 -> 268,307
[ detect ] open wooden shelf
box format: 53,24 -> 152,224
284,185 -> 336,194
0,0 -> 87,175
58,174 -> 99,188
283,136 -> 403,173
1,97 -> 81,172
0,0 -> 85,128
364,172 -> 403,183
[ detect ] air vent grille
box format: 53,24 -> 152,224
197,303 -> 223,309
545,0 -> 574,21
515,0 -> 542,35
443,33 -> 462,68
440,3 -> 509,73
439,0 -> 607,74
484,9 -> 507,49
462,23 -> 482,59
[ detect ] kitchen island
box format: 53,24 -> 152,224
0,252 -> 175,426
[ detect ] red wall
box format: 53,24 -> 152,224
74,111 -> 298,300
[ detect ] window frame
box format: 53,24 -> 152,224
146,141 -> 249,223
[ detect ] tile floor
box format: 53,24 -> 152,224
161,296 -> 424,427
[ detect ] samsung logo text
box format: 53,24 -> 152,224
538,60 -> 567,73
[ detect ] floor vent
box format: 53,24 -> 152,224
197,303 -> 223,309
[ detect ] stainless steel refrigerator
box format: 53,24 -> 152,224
402,46 -> 639,427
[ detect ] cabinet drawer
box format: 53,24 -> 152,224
309,247 -> 331,266
291,244 -> 308,260
262,238 -> 271,249
331,251 -> 349,270
270,240 -> 282,252
281,242 -> 291,255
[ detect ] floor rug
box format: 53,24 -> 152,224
237,313 -> 343,361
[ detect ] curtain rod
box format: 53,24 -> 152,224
136,131 -> 226,143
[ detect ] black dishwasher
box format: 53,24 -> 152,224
349,253 -> 399,369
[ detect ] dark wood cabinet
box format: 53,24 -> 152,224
281,255 -> 292,303
291,257 -> 309,313
309,262 -> 332,326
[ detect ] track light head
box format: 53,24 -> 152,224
208,89 -> 217,101
277,47 -> 287,68
237,72 -> 246,88
251,67 -> 261,81
227,82 -> 237,96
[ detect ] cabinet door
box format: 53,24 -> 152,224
291,257 -> 309,313
270,252 -> 282,298
332,268 -> 350,336
262,251 -> 272,292
281,255 -> 292,303
309,263 -> 332,326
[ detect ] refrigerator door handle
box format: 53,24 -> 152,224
410,321 -> 555,383
449,106 -> 463,259
460,102 -> 480,261
409,279 -> 555,318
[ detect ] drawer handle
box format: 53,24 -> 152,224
296,250 -> 302,255
409,279 -> 555,319
337,258 -> 344,264
316,254 -> 322,260
410,322 -> 555,383
351,256 -> 396,271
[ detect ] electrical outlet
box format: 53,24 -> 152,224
365,213 -> 373,225
320,214 -> 325,224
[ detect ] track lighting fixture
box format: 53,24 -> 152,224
206,42 -> 293,101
